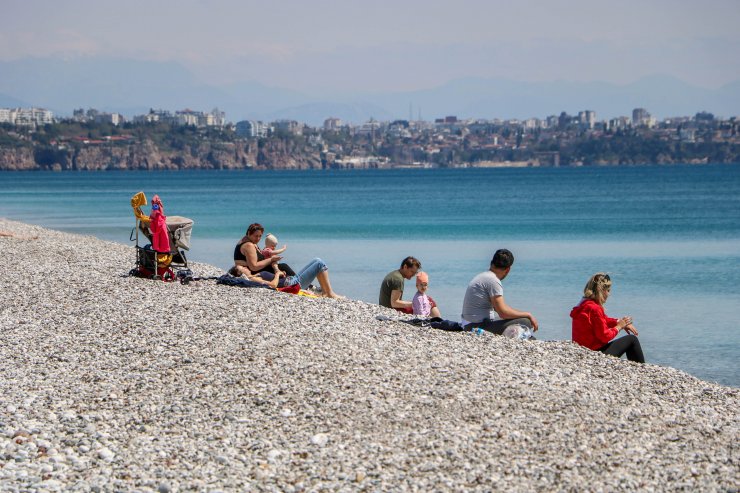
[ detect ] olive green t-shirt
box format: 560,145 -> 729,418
379,270 -> 405,308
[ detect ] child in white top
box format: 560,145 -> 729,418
412,271 -> 433,316
262,233 -> 287,259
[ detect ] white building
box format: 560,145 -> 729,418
356,119 -> 381,136
207,108 -> 226,127
2,107 -> 54,126
133,109 -> 174,124
609,116 -> 632,130
632,108 -> 651,127
176,110 -> 199,126
133,108 -> 225,127
94,112 -> 123,126
236,120 -> 269,138
523,118 -> 543,131
273,119 -> 303,135
579,110 -> 596,129
323,117 -> 343,131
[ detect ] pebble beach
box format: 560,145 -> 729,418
0,218 -> 737,492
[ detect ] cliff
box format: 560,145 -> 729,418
0,139 -> 324,171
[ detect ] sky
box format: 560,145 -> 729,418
2,0 -> 740,95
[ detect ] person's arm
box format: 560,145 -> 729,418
265,269 -> 282,288
273,245 -> 287,255
249,271 -> 279,288
390,289 -> 412,310
624,322 -> 639,336
616,316 -> 636,335
243,242 -> 279,272
268,264 -> 283,288
491,295 -> 539,330
588,305 -> 621,344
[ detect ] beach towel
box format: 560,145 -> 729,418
296,290 -> 319,298
216,274 -> 275,290
131,191 -> 149,223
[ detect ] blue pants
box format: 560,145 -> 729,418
284,258 -> 328,288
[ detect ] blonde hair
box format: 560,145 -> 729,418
583,273 -> 612,305
264,233 -> 278,247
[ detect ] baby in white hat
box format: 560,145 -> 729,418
262,233 -> 287,258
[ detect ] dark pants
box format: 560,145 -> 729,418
258,263 -> 296,277
599,335 -> 645,363
464,317 -> 533,335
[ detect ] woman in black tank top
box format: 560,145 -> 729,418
233,225 -> 295,277
232,222 -> 341,298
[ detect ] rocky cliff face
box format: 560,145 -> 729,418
0,148 -> 37,171
0,139 -> 325,171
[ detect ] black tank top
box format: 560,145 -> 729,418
233,242 -> 247,262
234,242 -> 268,275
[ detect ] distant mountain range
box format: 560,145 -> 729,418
1,57 -> 738,125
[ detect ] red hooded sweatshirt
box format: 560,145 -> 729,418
570,298 -> 619,350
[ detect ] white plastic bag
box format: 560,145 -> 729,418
502,323 -> 533,340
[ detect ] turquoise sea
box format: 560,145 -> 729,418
1,164 -> 738,387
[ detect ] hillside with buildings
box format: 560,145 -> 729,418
0,106 -> 738,170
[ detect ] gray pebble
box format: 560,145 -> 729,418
0,218 -> 736,492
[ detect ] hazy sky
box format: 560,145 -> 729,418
3,0 -> 739,93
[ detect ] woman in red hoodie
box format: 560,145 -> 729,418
570,273 -> 645,363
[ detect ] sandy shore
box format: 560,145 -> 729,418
0,218 -> 737,492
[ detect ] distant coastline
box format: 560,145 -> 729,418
1,115 -> 738,171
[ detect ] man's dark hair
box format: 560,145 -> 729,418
491,249 -> 514,269
400,256 -> 421,270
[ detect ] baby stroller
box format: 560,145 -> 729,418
129,191 -> 193,281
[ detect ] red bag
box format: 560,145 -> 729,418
278,283 -> 301,294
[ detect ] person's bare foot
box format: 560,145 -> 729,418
0,231 -> 38,240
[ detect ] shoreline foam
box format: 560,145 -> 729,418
0,219 -> 737,491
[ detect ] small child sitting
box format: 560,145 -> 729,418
262,233 -> 288,259
412,271 -> 435,317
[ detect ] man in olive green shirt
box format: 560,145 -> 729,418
379,256 -> 422,313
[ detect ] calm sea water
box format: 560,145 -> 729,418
1,165 -> 738,387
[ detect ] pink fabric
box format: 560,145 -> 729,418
149,199 -> 169,252
262,247 -> 274,258
412,291 -> 432,316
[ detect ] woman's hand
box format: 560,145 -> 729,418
617,316 -> 633,330
624,324 -> 639,336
